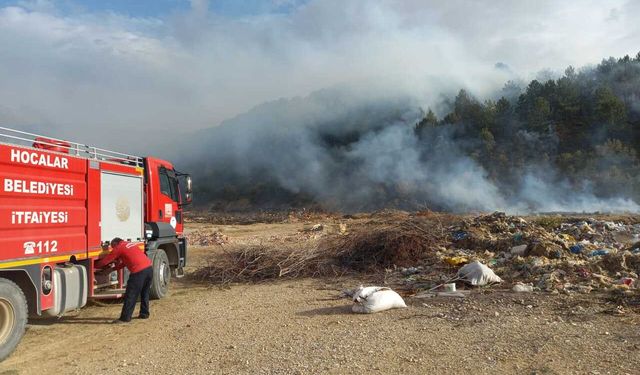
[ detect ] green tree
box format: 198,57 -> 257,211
415,108 -> 438,133
414,109 -> 439,138
496,97 -> 511,117
492,97 -> 513,138
555,77 -> 580,116
527,97 -> 551,132
597,57 -> 617,74
480,127 -> 496,152
565,66 -> 577,80
594,87 -> 627,127
453,89 -> 483,124
479,100 -> 497,131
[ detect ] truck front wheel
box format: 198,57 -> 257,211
149,249 -> 170,300
0,278 -> 27,362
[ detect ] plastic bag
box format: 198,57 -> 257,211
351,286 -> 407,314
457,261 -> 502,286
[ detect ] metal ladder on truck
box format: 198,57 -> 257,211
0,126 -> 144,167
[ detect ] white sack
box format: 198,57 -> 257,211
457,261 -> 502,286
351,286 -> 407,314
512,283 -> 533,292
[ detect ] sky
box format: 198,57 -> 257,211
0,0 -> 304,17
0,0 -> 638,154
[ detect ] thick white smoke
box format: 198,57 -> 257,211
1,1 -> 639,212
184,86 -> 640,213
1,0 -> 639,152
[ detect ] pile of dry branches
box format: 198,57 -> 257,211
323,218 -> 447,271
191,214 -> 452,284
186,230 -> 229,246
191,244 -> 333,284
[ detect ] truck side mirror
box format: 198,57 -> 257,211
176,172 -> 193,207
186,176 -> 192,193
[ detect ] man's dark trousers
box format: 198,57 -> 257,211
120,266 -> 153,322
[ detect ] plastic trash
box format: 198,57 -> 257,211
435,291 -> 466,298
444,256 -> 468,266
351,286 -> 407,314
452,231 -> 468,241
457,261 -> 502,286
510,244 -> 527,256
618,278 -> 634,286
576,268 -> 590,278
569,244 -> 583,254
512,283 -> 534,292
400,267 -> 420,276
589,249 -> 609,257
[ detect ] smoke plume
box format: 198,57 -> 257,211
1,1 -> 640,212
183,82 -> 640,213
1,1 -> 639,151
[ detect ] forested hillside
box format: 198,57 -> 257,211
416,53 -> 640,209
190,53 -> 640,213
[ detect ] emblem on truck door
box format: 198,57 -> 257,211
116,196 -> 130,222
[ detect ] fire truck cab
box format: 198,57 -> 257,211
0,127 -> 192,361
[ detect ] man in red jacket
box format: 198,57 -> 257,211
96,237 -> 153,323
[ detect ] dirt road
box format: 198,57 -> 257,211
1,222 -> 640,374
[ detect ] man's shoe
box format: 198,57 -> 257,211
138,314 -> 150,319
112,319 -> 129,324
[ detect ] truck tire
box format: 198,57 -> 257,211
0,278 -> 28,362
149,249 -> 170,300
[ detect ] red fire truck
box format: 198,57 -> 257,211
0,127 -> 192,360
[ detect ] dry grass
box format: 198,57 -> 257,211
184,209 -> 330,225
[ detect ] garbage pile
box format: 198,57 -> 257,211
186,230 -> 229,246
191,210 -> 640,297
437,212 -> 640,294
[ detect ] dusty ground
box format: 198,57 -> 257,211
2,221 -> 640,375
